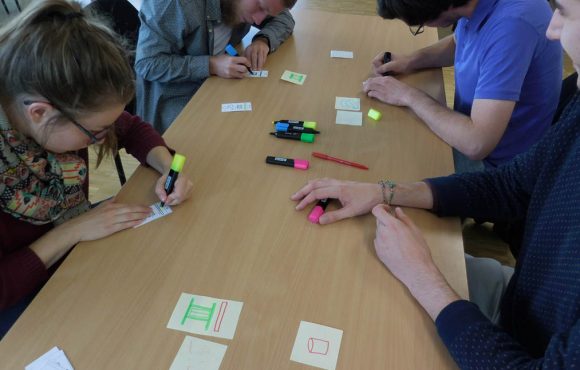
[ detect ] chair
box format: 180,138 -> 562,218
87,0 -> 140,186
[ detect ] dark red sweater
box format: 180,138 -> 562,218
0,112 -> 167,309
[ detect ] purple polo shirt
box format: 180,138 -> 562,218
454,0 -> 562,167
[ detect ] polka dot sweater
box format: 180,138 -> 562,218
427,93 -> 580,369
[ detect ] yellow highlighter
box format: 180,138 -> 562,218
161,154 -> 186,207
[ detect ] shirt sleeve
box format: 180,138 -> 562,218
115,112 -> 169,165
0,217 -> 49,309
134,0 -> 210,83
474,18 -> 540,101
253,9 -> 295,52
425,111 -> 561,221
436,300 -> 580,369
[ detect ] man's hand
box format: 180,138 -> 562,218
209,55 -> 249,78
244,38 -> 270,70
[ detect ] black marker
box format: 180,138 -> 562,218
275,123 -> 320,134
266,156 -> 309,170
161,154 -> 186,207
225,44 -> 254,75
382,51 -> 393,76
272,120 -> 318,130
269,132 -> 315,143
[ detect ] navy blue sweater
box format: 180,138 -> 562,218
427,93 -> 580,369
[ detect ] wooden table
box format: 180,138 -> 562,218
0,9 -> 467,370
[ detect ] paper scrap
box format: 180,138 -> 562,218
290,321 -> 343,370
281,70 -> 307,85
221,102 -> 252,112
135,202 -> 172,228
330,50 -> 354,59
335,97 -> 360,111
169,336 -> 227,370
336,110 -> 363,126
167,293 -> 244,340
247,70 -> 268,78
26,346 -> 74,370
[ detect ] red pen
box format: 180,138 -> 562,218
312,152 -> 369,170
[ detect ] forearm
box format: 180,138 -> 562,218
255,10 -> 295,52
29,223 -> 80,268
404,89 -> 486,159
146,146 -> 174,174
409,35 -> 455,71
135,54 -> 211,83
389,181 -> 434,210
408,264 -> 461,321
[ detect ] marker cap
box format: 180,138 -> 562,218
225,44 -> 238,56
275,122 -> 289,131
303,121 -> 317,130
294,159 -> 309,170
308,206 -> 325,224
171,154 -> 186,172
368,108 -> 382,121
301,133 -> 315,143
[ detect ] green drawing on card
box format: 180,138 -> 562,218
181,297 -> 217,331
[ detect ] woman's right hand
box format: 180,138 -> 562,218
291,178 -> 384,224
371,52 -> 415,76
66,199 -> 152,242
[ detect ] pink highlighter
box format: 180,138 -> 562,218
308,199 -> 330,224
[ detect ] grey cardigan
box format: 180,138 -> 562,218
135,0 -> 295,133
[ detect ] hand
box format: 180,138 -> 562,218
372,204 -> 461,319
155,173 -> 193,206
244,38 -> 270,70
209,55 -> 249,78
371,51 -> 415,76
291,178 -> 383,224
67,199 -> 152,242
372,205 -> 437,287
363,76 -> 417,106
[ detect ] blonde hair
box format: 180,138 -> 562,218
0,0 -> 135,165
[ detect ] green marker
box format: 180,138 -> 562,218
161,154 -> 186,207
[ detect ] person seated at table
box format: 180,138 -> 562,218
363,0 -> 562,172
291,1 -> 580,366
0,0 -> 193,337
135,0 -> 297,133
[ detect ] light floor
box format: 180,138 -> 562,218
83,0 -> 573,267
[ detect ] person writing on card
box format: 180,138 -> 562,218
364,0 -> 562,173
0,0 -> 193,337
135,0 -> 296,133
291,2 -> 580,366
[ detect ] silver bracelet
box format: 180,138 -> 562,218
378,180 -> 396,206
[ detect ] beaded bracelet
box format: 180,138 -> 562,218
378,180 -> 396,206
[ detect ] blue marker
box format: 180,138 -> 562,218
275,122 -> 320,134
225,44 -> 254,75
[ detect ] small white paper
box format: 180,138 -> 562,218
330,50 -> 354,59
26,346 -> 74,370
247,70 -> 268,78
221,102 -> 252,112
336,110 -> 363,126
167,293 -> 244,340
290,321 -> 343,370
169,336 -> 227,370
134,202 -> 172,228
335,97 -> 360,111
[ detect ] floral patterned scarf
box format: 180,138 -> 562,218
0,107 -> 90,225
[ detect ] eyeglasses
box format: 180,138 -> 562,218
409,24 -> 425,36
23,100 -> 110,144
